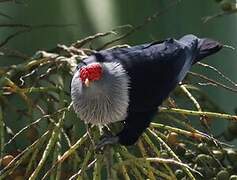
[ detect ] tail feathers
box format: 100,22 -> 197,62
194,38 -> 223,63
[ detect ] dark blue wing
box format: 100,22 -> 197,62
96,35 -> 199,112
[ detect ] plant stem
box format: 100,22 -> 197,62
159,107 -> 237,121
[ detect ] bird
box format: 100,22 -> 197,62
71,34 -> 222,148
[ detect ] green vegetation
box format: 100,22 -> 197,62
0,0 -> 237,179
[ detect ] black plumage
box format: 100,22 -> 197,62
73,34 -> 222,146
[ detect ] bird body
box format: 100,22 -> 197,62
71,34 -> 222,146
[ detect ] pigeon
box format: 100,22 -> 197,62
71,34 -> 222,148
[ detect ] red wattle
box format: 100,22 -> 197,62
79,63 -> 102,82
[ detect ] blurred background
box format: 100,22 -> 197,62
0,0 -> 236,113
1,0 -> 237,179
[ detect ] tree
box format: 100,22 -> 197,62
0,0 -> 237,179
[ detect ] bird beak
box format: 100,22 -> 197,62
85,78 -> 90,87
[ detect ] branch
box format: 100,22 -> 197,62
188,71 -> 237,93
159,107 -> 237,121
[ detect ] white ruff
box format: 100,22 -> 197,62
71,62 -> 130,125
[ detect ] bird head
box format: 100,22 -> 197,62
71,56 -> 130,125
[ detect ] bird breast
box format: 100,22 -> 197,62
71,62 -> 130,125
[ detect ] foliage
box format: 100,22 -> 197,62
0,0 -> 237,180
